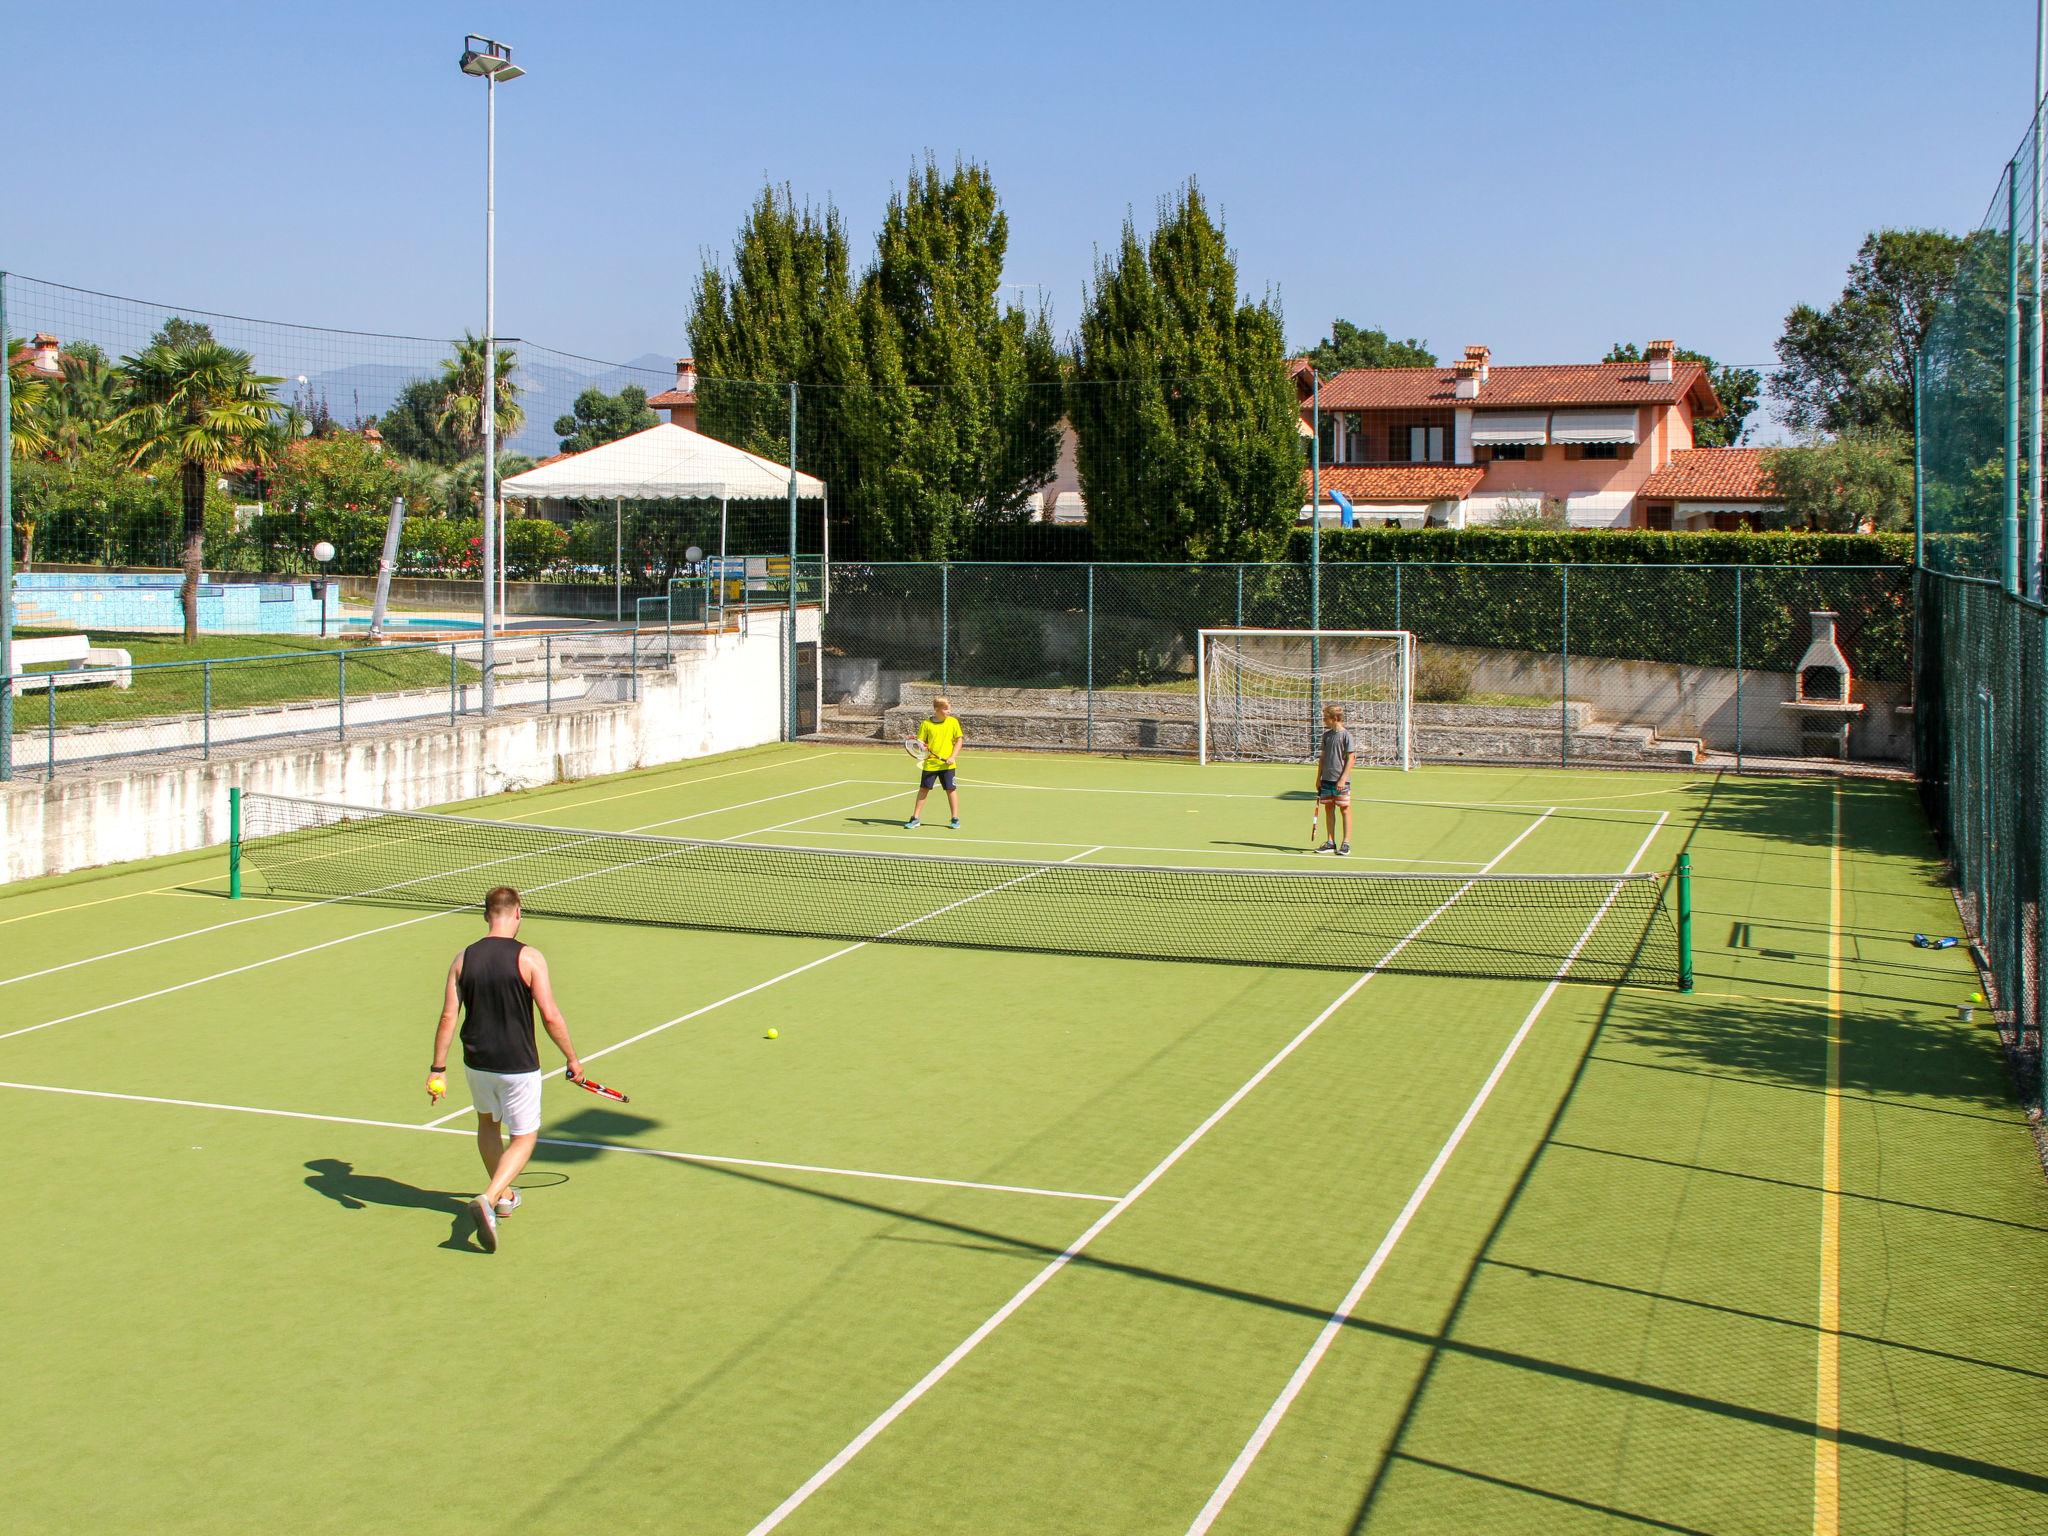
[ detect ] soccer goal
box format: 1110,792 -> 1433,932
1197,629 -> 1414,768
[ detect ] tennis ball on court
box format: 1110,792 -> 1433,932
1971,991 -> 1985,1004
765,1028 -> 779,1040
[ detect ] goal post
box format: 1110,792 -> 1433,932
1197,629 -> 1413,769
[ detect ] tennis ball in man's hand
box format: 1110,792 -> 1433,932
765,1029 -> 779,1040
428,1076 -> 447,1096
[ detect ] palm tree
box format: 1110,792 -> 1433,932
6,336 -> 57,460
42,343 -> 124,460
115,341 -> 282,642
435,332 -> 524,456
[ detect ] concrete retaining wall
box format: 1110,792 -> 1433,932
0,613 -> 809,884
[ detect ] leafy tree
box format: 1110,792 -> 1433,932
554,384 -> 657,453
845,156 -> 1063,556
378,377 -> 462,465
113,340 -> 283,640
690,181 -> 869,493
13,444 -> 235,568
152,317 -> 217,350
503,516 -> 569,580
268,431 -> 441,520
1604,342 -> 1761,447
1070,181 -> 1302,561
1300,319 -> 1435,372
1761,430 -> 1914,531
442,453 -> 536,517
1774,229 -> 1970,434
435,332 -> 523,456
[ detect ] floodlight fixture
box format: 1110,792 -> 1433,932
459,36 -> 524,80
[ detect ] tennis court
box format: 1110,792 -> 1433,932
2,743 -> 2043,1534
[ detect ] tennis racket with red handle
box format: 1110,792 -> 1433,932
566,1068 -> 630,1104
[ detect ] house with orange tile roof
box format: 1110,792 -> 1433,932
647,357 -> 699,431
1306,340 -> 1779,530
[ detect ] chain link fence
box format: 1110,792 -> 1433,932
818,561 -> 1912,769
0,626 -> 693,780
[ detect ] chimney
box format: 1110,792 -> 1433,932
29,333 -> 62,376
1645,339 -> 1676,384
1462,344 -> 1490,382
1454,359 -> 1481,400
675,356 -> 697,396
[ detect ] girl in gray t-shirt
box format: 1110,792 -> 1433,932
1317,705 -> 1355,855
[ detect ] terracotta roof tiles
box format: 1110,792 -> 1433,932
1309,465 -> 1487,501
1637,447 -> 1775,501
1317,359 -> 1719,415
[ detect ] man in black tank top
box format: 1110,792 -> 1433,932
427,885 -> 585,1252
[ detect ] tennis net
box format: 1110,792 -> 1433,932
232,792 -> 1685,987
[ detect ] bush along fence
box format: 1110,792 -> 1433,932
816,561 -> 1914,769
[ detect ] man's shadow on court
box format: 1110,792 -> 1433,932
303,1158 -> 483,1253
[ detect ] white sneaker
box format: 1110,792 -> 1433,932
494,1189 -> 523,1217
471,1195 -> 499,1253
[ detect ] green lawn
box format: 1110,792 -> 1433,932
11,629 -> 479,734
0,745 -> 2040,1533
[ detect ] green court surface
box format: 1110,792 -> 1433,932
3,744 -> 2044,1534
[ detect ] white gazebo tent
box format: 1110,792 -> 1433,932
499,422 -> 828,621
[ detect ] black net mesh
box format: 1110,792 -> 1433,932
237,792 -> 1680,987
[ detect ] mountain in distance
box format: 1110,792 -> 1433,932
297,350 -> 675,459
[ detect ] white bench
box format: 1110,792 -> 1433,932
9,635 -> 135,696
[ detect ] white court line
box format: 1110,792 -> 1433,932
422,839 -> 1108,1129
1183,810 -> 1669,1535
945,777 -> 1689,815
759,827 -> 1488,868
740,810 -> 1557,1536
0,1079 -> 1116,1203
495,749 -> 848,822
0,779 -> 856,991
0,784 -> 901,1049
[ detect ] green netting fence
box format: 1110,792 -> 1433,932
1915,103 -> 2048,1115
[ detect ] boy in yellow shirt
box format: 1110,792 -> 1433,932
906,696 -> 964,829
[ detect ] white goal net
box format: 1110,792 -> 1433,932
1198,629 -> 1413,768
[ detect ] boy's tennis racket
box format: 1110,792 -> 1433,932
902,737 -> 925,763
567,1068 -> 630,1104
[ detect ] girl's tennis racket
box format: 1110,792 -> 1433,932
566,1069 -> 630,1104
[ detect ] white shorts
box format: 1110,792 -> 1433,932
465,1067 -> 543,1136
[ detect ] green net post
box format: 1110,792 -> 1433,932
1676,852 -> 1693,992
1912,354 -> 1925,569
1733,566 -> 1745,771
1085,564 -> 1095,752
940,563 -> 949,690
228,787 -> 242,900
1559,564 -> 1571,768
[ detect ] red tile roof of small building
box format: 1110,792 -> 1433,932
1317,359 -> 1720,415
1637,447 -> 1775,501
1310,465 -> 1487,501
647,387 -> 695,408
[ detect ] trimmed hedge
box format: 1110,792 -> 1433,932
1286,527 -> 1913,568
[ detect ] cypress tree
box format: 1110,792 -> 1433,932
1072,181 -> 1300,561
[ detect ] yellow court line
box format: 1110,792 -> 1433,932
1814,780 -> 1843,1536
0,880 -> 191,928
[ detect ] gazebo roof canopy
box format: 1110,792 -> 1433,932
499,423 -> 825,502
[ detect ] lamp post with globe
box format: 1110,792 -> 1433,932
312,539 -> 336,639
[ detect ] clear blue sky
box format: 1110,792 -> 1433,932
1,0 -> 2035,396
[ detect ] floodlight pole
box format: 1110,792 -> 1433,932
1310,370 -> 1322,750
461,35 -> 524,710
